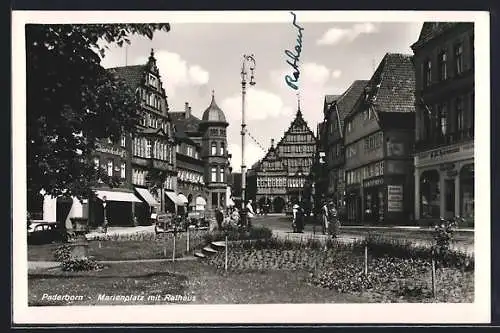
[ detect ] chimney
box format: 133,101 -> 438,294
184,102 -> 190,119
271,138 -> 275,148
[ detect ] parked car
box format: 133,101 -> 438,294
28,222 -> 65,244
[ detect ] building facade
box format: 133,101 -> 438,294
95,49 -> 178,225
42,49 -> 179,228
344,53 -> 416,225
174,106 -> 208,213
170,92 -> 230,211
247,106 -> 317,213
411,23 -> 474,225
322,82 -> 368,210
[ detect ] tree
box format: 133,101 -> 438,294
26,24 -> 170,201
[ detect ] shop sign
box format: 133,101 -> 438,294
439,163 -> 455,171
96,144 -> 127,158
387,185 -> 403,212
363,177 -> 384,188
416,142 -> 474,166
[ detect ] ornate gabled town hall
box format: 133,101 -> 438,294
40,50 -> 230,228
246,99 -> 317,213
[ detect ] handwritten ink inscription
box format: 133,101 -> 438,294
284,11 -> 304,91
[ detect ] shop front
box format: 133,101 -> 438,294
345,185 -> 362,223
414,142 -> 474,225
362,176 -> 385,224
134,187 -> 160,225
89,189 -> 142,227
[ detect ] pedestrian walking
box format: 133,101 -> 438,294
215,207 -> 224,230
246,199 -> 256,229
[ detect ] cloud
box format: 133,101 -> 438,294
301,63 -> 330,86
270,62 -> 345,128
271,62 -> 341,89
317,23 -> 379,46
331,69 -> 342,79
134,50 -> 210,96
228,142 -> 266,171
220,88 -> 293,122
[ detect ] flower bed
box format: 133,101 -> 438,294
202,236 -> 474,302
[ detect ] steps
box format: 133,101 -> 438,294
194,241 -> 227,259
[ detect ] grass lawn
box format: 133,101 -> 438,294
28,237 -> 195,262
28,260 -> 365,305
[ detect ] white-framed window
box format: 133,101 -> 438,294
120,162 -> 126,179
220,142 -> 225,156
211,142 -> 217,155
120,135 -> 126,147
93,157 -> 100,170
146,139 -> 152,158
456,96 -> 464,131
107,160 -> 113,177
211,167 -> 217,182
149,74 -> 157,88
454,43 -> 463,75
439,50 -> 448,81
424,58 -> 432,87
219,167 -> 224,183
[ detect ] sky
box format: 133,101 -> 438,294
99,19 -> 424,171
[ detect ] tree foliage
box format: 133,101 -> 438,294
26,24 -> 170,201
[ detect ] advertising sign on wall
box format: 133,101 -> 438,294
387,185 -> 403,212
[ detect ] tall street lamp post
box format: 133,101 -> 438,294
240,54 -> 256,214
102,195 -> 108,233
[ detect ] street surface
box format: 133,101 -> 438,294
252,214 -> 474,254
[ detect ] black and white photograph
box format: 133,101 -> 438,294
12,10 -> 491,324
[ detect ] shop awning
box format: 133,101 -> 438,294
195,196 -> 207,205
96,190 -> 142,203
135,187 -> 160,207
165,191 -> 183,206
177,193 -> 189,204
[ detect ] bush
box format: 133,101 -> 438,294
61,257 -> 104,272
312,256 -> 432,293
53,244 -> 72,262
202,226 -> 273,244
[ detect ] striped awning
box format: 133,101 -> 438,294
95,190 -> 141,203
177,193 -> 188,204
195,196 -> 207,205
135,187 -> 160,207
164,191 -> 183,206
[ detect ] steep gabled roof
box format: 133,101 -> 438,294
349,53 -> 415,118
333,80 -> 368,132
411,22 -> 458,50
325,94 -> 341,105
170,112 -> 202,134
108,65 -> 146,89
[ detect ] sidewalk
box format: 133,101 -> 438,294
28,256 -> 198,271
341,225 -> 475,232
85,225 -> 155,240
271,230 -> 473,254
